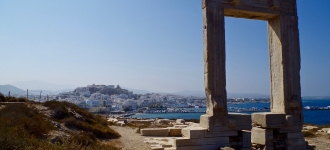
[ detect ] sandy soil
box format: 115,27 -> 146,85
305,132 -> 330,150
108,124 -> 330,150
109,126 -> 151,150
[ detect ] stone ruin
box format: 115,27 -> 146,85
177,0 -> 312,149
142,0 -> 315,150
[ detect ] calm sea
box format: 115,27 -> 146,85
132,99 -> 330,125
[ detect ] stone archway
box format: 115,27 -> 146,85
171,1 -> 311,150
202,0 -> 302,125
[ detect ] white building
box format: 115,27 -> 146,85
86,99 -> 100,108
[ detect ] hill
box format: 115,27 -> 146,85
12,80 -> 75,91
0,97 -> 121,149
0,84 -> 25,95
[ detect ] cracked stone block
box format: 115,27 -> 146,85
252,112 -> 285,128
251,127 -> 273,145
204,130 -> 238,138
141,128 -> 169,136
168,127 -> 182,137
182,127 -> 206,139
173,138 -> 201,147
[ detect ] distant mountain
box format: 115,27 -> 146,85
27,89 -> 73,95
12,80 -> 75,91
0,85 -> 25,96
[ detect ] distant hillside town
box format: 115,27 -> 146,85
55,84 -> 208,113
50,84 -> 271,113
0,84 -> 271,113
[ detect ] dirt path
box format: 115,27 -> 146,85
306,133 -> 330,150
108,124 -> 330,150
109,126 -> 151,150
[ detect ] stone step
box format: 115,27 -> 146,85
141,128 -> 169,136
182,127 -> 207,139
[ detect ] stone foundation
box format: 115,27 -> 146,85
144,0 -> 316,149
251,112 -> 313,150
166,113 -> 252,150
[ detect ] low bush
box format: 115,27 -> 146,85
62,102 -> 109,126
303,130 -> 315,137
44,100 -> 120,139
0,98 -> 121,149
43,100 -> 70,119
0,104 -> 55,138
69,132 -> 97,146
0,104 -> 54,149
0,93 -> 5,102
63,117 -> 120,139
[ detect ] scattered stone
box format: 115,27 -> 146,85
221,147 -> 235,150
322,128 -> 330,133
176,119 -> 185,124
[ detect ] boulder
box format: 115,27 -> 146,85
322,128 -> 330,133
176,119 -> 185,124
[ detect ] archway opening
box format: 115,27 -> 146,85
225,17 -> 270,113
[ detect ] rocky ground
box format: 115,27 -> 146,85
108,126 -> 151,150
6,102 -> 328,150
304,125 -> 330,150
106,123 -> 330,150
306,135 -> 330,150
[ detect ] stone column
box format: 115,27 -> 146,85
202,0 -> 227,117
268,15 -> 303,123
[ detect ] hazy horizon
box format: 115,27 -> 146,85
1,1 -> 330,96
0,80 -> 328,98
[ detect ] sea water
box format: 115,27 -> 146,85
132,99 -> 330,125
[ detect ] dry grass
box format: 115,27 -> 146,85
303,130 -> 316,137
0,97 -> 121,150
44,100 -> 120,139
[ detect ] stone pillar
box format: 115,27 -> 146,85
202,0 -> 227,117
268,15 -> 303,123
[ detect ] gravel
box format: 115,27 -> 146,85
109,126 -> 151,150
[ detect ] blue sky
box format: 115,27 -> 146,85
0,0 -> 329,96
